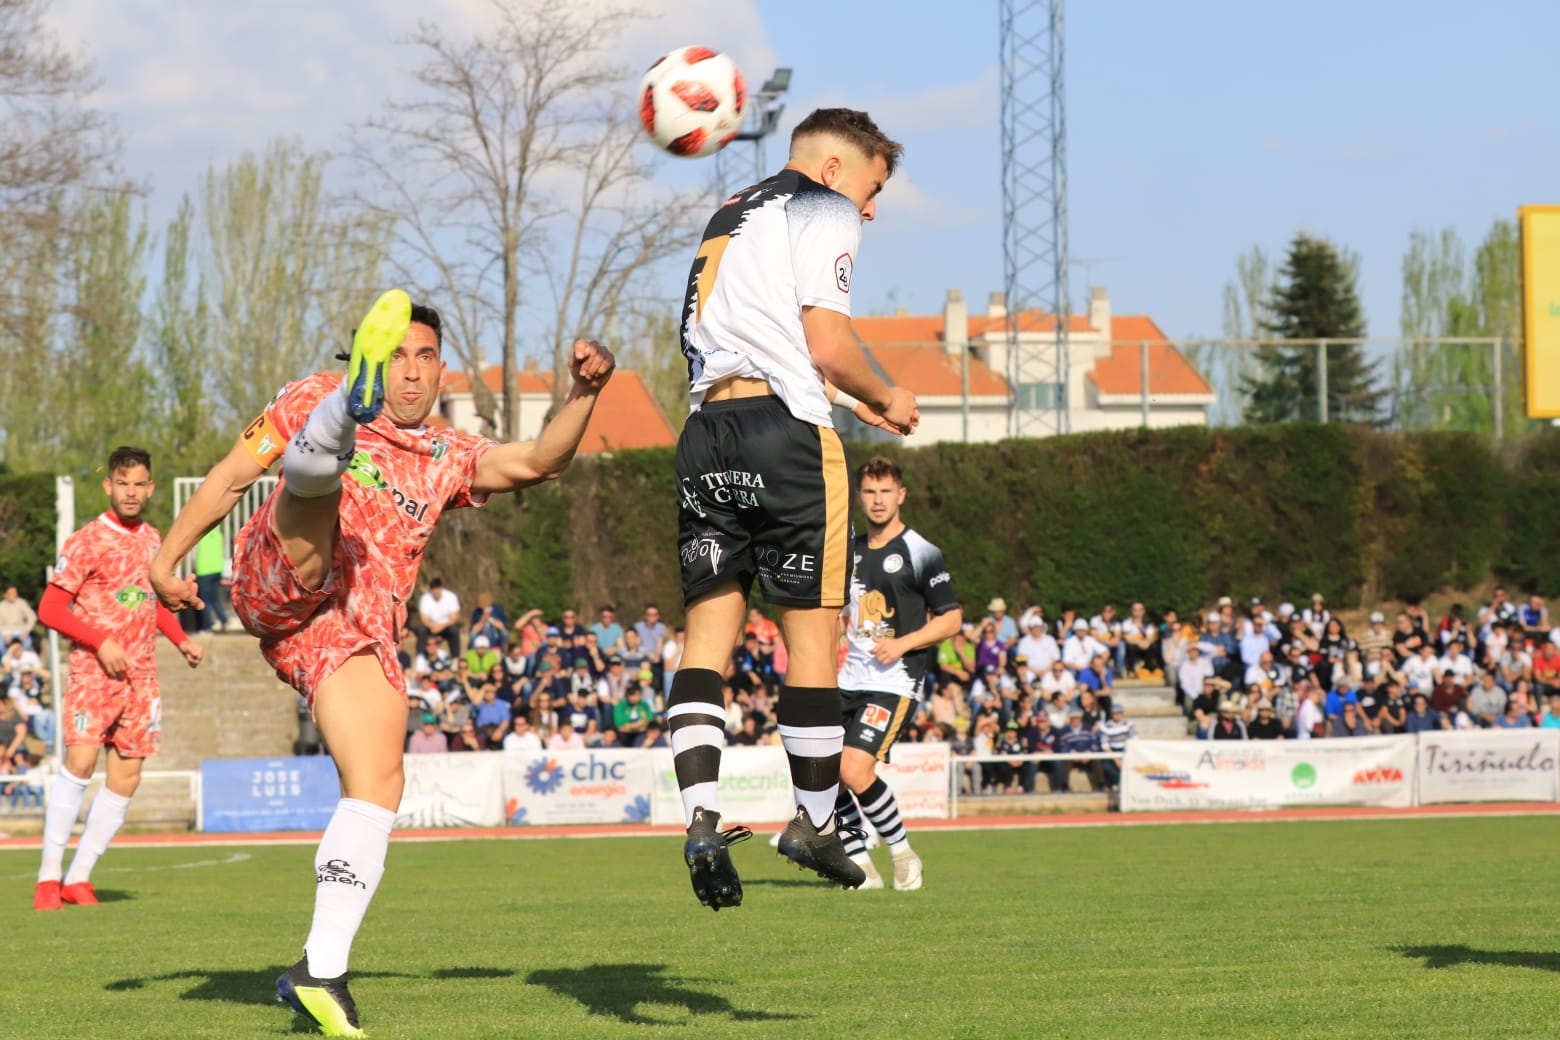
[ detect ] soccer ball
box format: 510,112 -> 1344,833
638,46 -> 746,159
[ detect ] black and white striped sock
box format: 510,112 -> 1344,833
667,668 -> 725,827
835,786 -> 870,857
776,686 -> 844,829
857,776 -> 909,851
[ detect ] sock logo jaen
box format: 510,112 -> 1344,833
316,859 -> 366,888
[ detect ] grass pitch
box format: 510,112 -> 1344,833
7,816 -> 1560,1039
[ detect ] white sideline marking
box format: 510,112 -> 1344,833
3,851 -> 252,880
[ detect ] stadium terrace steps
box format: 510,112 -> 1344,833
1111,678 -> 1187,740
153,634 -> 300,771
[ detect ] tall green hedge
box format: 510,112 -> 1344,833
0,472 -> 59,603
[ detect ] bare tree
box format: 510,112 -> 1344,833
347,0 -> 703,441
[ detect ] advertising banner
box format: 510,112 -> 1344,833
649,746 -> 797,825
200,755 -> 340,833
502,748 -> 653,825
1121,738 -> 1415,812
397,753 -> 505,828
1520,205 -> 1560,417
878,742 -> 951,819
1416,728 -> 1560,804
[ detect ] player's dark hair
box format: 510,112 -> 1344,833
107,445 -> 151,475
792,108 -> 904,176
856,455 -> 903,485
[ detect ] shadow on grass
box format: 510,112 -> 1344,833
105,967 -> 414,1006
1393,944 -> 1560,973
432,966 -> 516,980
527,963 -> 801,1025
743,878 -> 831,889
89,888 -> 134,903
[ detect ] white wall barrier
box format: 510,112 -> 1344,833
878,743 -> 951,819
650,746 -> 796,825
1121,738 -> 1416,812
398,753 -> 505,828
1416,729 -> 1560,804
502,748 -> 654,825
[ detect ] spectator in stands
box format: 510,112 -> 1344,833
1435,640 -> 1476,692
511,608 -> 546,657
1302,593 -> 1331,637
1392,612 -> 1426,662
2,637 -> 40,686
990,721 -> 1028,793
1496,697 -> 1534,729
1089,602 -> 1125,673
986,598 -> 1020,648
416,577 -> 463,655
1315,617 -> 1355,691
1402,643 -> 1438,697
8,665 -> 45,708
554,607 -> 585,644
1294,682 -> 1325,739
1467,671 -> 1506,726
633,604 -> 666,659
589,605 -> 625,654
1436,603 -> 1470,651
1122,602 -> 1162,678
414,634 -> 452,677
1078,652 -> 1114,707
0,587 -> 37,649
1271,677 -> 1299,737
464,635 -> 501,677
1176,642 -> 1214,714
1237,609 -> 1274,673
619,628 -> 652,679
1509,682 -> 1537,723
1480,586 -> 1518,630
638,719 -> 670,749
1099,703 -> 1136,788
1208,700 -> 1248,741
446,722 -> 483,752
1016,616 -> 1060,674
531,690 -> 559,734
975,621 -> 1007,676
469,593 -> 509,649
1062,619 -> 1102,674
407,714 -> 447,753
547,718 -> 584,750
439,693 -> 472,743
599,655 -> 631,704
743,607 -> 779,645
502,640 -> 529,682
0,698 -> 27,762
1496,624 -> 1532,690
1521,594 -> 1551,645
1190,676 -> 1224,738
938,628 -> 977,687
503,714 -> 543,752
1329,700 -> 1368,737
1199,616 -> 1239,685
729,714 -> 762,747
472,683 -> 510,747
1533,638 -> 1560,700
1365,646 -> 1404,691
1540,693 -> 1560,729
1403,692 -> 1447,733
1325,676 -> 1360,719
1248,703 -> 1285,740
1378,681 -> 1408,734
1052,709 -> 1103,791
1244,651 -> 1282,697
1357,611 -> 1392,661
612,683 -> 655,745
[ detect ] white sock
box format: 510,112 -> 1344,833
777,723 -> 846,829
304,798 -> 395,978
65,788 -> 131,884
38,768 -> 91,883
283,385 -> 356,498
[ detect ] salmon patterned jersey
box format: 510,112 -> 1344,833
231,373 -> 497,699
52,512 -> 164,679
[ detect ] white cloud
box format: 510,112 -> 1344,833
793,64 -> 999,138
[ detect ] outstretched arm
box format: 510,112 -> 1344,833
472,339 -> 615,495
150,438 -> 269,611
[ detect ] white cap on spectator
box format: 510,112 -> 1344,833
474,635 -> 491,649
1217,595 -> 1232,607
1072,619 -> 1088,631
1369,611 -> 1385,623
988,597 -> 1007,613
1278,602 -> 1295,618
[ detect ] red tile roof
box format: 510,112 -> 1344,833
1091,316 -> 1213,396
866,346 -> 1010,396
441,365 -> 676,452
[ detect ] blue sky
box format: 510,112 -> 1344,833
47,0 -> 1559,344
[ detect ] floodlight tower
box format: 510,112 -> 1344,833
1000,0 -> 1069,436
716,67 -> 791,194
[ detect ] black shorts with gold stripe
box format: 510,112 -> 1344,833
675,396 -> 850,609
840,688 -> 918,761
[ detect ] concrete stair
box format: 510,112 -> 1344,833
12,633 -> 302,833
1113,677 -> 1188,740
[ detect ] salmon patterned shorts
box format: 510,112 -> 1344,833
63,667 -> 161,758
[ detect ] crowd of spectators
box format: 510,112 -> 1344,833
0,586 -> 50,803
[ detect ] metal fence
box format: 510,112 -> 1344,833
869,336 -> 1529,442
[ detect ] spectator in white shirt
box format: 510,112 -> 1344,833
1295,683 -> 1325,739
1401,643 -> 1437,695
1435,640 -> 1476,689
1301,593 -> 1331,638
1039,659 -> 1078,700
1121,602 -> 1162,677
1177,642 -> 1215,707
1015,619 -> 1060,675
417,577 -> 463,655
503,715 -> 544,752
1063,619 -> 1104,673
1089,603 -> 1125,672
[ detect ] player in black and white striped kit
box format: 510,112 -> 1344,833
836,456 -> 963,890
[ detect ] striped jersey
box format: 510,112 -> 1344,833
838,527 -> 959,699
680,169 -> 863,428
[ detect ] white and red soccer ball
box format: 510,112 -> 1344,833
639,46 -> 746,159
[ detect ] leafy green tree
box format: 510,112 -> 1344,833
1242,233 -> 1382,424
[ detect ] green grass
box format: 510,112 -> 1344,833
7,816 -> 1560,1039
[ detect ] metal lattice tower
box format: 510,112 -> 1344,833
1000,0 -> 1069,436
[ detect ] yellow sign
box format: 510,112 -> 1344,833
1521,205 -> 1560,417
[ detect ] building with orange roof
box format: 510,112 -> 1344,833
437,361 -> 676,452
851,287 -> 1213,442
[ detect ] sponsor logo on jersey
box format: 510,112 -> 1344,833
73,711 -> 90,734
928,571 -> 951,587
346,451 -> 433,521
835,252 -> 853,293
861,703 -> 893,730
317,858 -> 367,888
54,555 -> 68,575
681,535 -> 723,576
697,469 -> 765,507
679,477 -> 707,518
114,585 -> 149,609
430,438 -> 450,462
882,553 -> 903,574
859,589 -> 896,627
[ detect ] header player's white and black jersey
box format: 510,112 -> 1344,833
680,169 -> 862,429
839,528 -> 959,699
